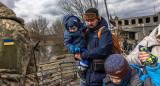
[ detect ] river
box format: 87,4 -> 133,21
34,44 -> 70,64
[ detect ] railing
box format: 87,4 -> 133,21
37,61 -> 78,86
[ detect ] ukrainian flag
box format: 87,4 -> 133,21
3,39 -> 14,45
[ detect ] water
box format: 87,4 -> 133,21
34,44 -> 69,64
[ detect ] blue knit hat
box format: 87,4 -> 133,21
104,54 -> 129,79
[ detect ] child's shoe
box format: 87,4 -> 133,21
77,69 -> 86,82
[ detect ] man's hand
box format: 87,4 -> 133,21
138,51 -> 150,63
75,53 -> 82,61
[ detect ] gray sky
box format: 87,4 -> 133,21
1,0 -> 160,24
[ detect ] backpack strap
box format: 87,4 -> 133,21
98,26 -> 105,40
80,31 -> 85,38
85,29 -> 89,34
85,26 -> 105,40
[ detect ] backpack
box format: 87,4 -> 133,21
85,26 -> 121,54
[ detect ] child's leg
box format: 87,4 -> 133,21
78,60 -> 89,82
80,60 -> 89,70
78,61 -> 81,69
80,80 -> 87,86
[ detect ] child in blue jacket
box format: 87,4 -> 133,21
103,53 -> 160,86
63,14 -> 88,82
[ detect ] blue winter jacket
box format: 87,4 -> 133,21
80,17 -> 113,86
146,63 -> 160,86
63,14 -> 86,50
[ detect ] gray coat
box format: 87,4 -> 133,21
127,25 -> 160,69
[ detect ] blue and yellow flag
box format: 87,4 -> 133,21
3,39 -> 14,45
139,45 -> 158,66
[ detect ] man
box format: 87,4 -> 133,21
123,40 -> 128,52
0,2 -> 36,85
75,8 -> 113,86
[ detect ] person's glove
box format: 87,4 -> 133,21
74,47 -> 80,53
69,45 -> 75,54
69,45 -> 80,54
139,45 -> 158,66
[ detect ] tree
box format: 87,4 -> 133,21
48,18 -> 65,44
58,0 -> 98,22
25,16 -> 49,43
104,0 -> 111,27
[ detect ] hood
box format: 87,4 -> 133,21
156,24 -> 160,41
0,2 -> 24,25
63,14 -> 83,31
146,25 -> 160,47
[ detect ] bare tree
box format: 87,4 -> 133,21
58,0 -> 98,22
48,18 -> 65,44
25,16 -> 49,43
104,0 -> 111,27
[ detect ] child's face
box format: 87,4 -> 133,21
109,75 -> 121,84
69,27 -> 78,32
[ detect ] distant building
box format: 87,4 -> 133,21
110,13 -> 160,42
